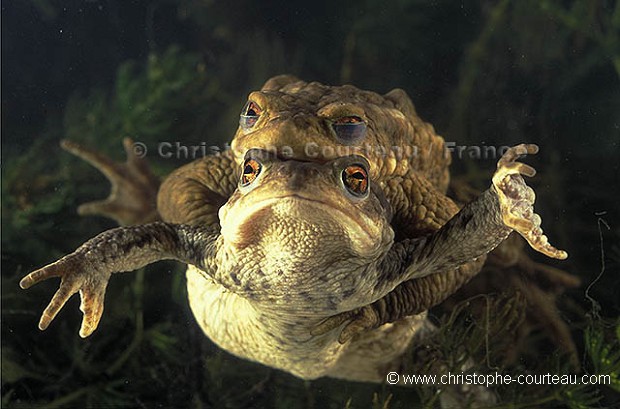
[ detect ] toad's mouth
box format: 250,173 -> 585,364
220,193 -> 383,255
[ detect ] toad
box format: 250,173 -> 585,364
59,76 -> 576,353
21,145 -> 565,386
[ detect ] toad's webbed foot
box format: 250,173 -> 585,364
20,248 -> 112,338
20,223 -> 220,338
62,138 -> 160,226
492,144 -> 567,260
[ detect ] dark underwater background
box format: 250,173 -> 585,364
2,1 -> 619,408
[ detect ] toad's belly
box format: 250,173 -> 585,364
186,264 -> 346,379
185,264 -> 426,381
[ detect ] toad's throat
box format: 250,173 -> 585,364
220,195 -> 379,254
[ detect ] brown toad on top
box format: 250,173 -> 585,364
158,75 -> 456,239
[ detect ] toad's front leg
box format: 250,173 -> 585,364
370,144 -> 566,296
20,223 -> 220,337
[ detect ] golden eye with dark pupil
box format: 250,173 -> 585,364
240,101 -> 263,130
241,158 -> 261,186
245,101 -> 261,116
342,164 -> 368,196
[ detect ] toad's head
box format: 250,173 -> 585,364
217,150 -> 394,312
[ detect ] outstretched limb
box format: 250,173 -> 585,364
62,138 -> 160,226
20,223 -> 220,337
382,144 -> 566,285
316,144 -> 570,341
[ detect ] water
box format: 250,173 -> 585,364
2,1 -> 619,407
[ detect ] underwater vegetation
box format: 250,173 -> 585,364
2,0 -> 619,407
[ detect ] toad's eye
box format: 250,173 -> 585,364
241,158 -> 262,186
240,101 -> 263,130
332,116 -> 367,142
342,164 -> 368,197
